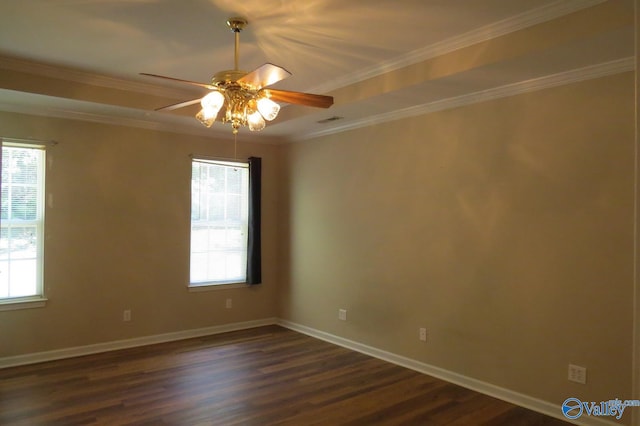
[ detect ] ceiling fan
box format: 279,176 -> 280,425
141,17 -> 334,134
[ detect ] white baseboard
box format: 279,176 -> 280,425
277,319 -> 619,426
0,317 -> 277,369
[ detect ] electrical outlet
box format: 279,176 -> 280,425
123,309 -> 131,322
338,309 -> 347,321
419,327 -> 427,342
225,298 -> 232,309
568,364 -> 587,384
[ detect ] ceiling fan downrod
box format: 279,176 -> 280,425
226,17 -> 247,71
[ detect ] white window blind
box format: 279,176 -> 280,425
190,158 -> 249,285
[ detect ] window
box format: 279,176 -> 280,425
0,141 -> 46,307
190,158 -> 250,286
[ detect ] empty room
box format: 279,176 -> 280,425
0,1 -> 639,425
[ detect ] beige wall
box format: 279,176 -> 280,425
0,69 -> 635,420
0,112 -> 281,357
280,72 -> 635,407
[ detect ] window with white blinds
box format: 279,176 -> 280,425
0,142 -> 46,302
190,158 -> 249,286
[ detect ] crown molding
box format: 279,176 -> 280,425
0,55 -> 198,100
308,0 -> 607,94
0,99 -> 282,145
0,57 -> 632,145
0,57 -> 631,144
296,57 -> 635,141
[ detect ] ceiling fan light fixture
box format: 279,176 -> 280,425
142,16 -> 333,135
196,108 -> 215,128
257,97 -> 280,121
245,99 -> 265,132
247,110 -> 266,132
201,91 -> 225,114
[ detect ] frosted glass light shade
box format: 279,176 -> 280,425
200,91 -> 225,117
247,111 -> 266,132
257,97 -> 280,121
196,109 -> 215,127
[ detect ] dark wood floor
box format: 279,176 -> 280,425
0,325 -> 570,425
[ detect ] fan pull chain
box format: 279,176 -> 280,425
234,132 -> 237,160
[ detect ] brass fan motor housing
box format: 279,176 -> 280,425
212,69 -> 249,86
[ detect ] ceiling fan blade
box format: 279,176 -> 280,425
238,63 -> 291,89
155,98 -> 202,112
140,73 -> 214,90
264,89 -> 334,108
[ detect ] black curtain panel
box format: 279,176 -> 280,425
247,156 -> 262,285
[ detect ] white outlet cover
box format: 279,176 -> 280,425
568,364 -> 587,384
419,328 -> 427,341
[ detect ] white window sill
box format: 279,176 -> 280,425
0,297 -> 48,311
188,282 -> 249,292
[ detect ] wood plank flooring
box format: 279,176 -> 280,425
0,325 -> 570,425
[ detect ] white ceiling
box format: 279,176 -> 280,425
0,0 -> 634,143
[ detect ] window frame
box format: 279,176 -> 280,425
189,156 -> 251,289
0,139 -> 48,311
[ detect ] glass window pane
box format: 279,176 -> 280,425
7,259 -> 37,297
210,167 -> 225,193
226,169 -> 241,193
1,187 -> 7,221
8,226 -> 37,259
10,186 -> 38,220
190,226 -> 208,252
190,252 -> 208,283
190,160 -> 248,284
1,144 -> 45,300
0,261 -> 9,298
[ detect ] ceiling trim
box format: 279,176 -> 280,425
0,99 -> 281,145
0,57 -> 632,144
308,0 -> 606,94
296,57 -> 635,141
